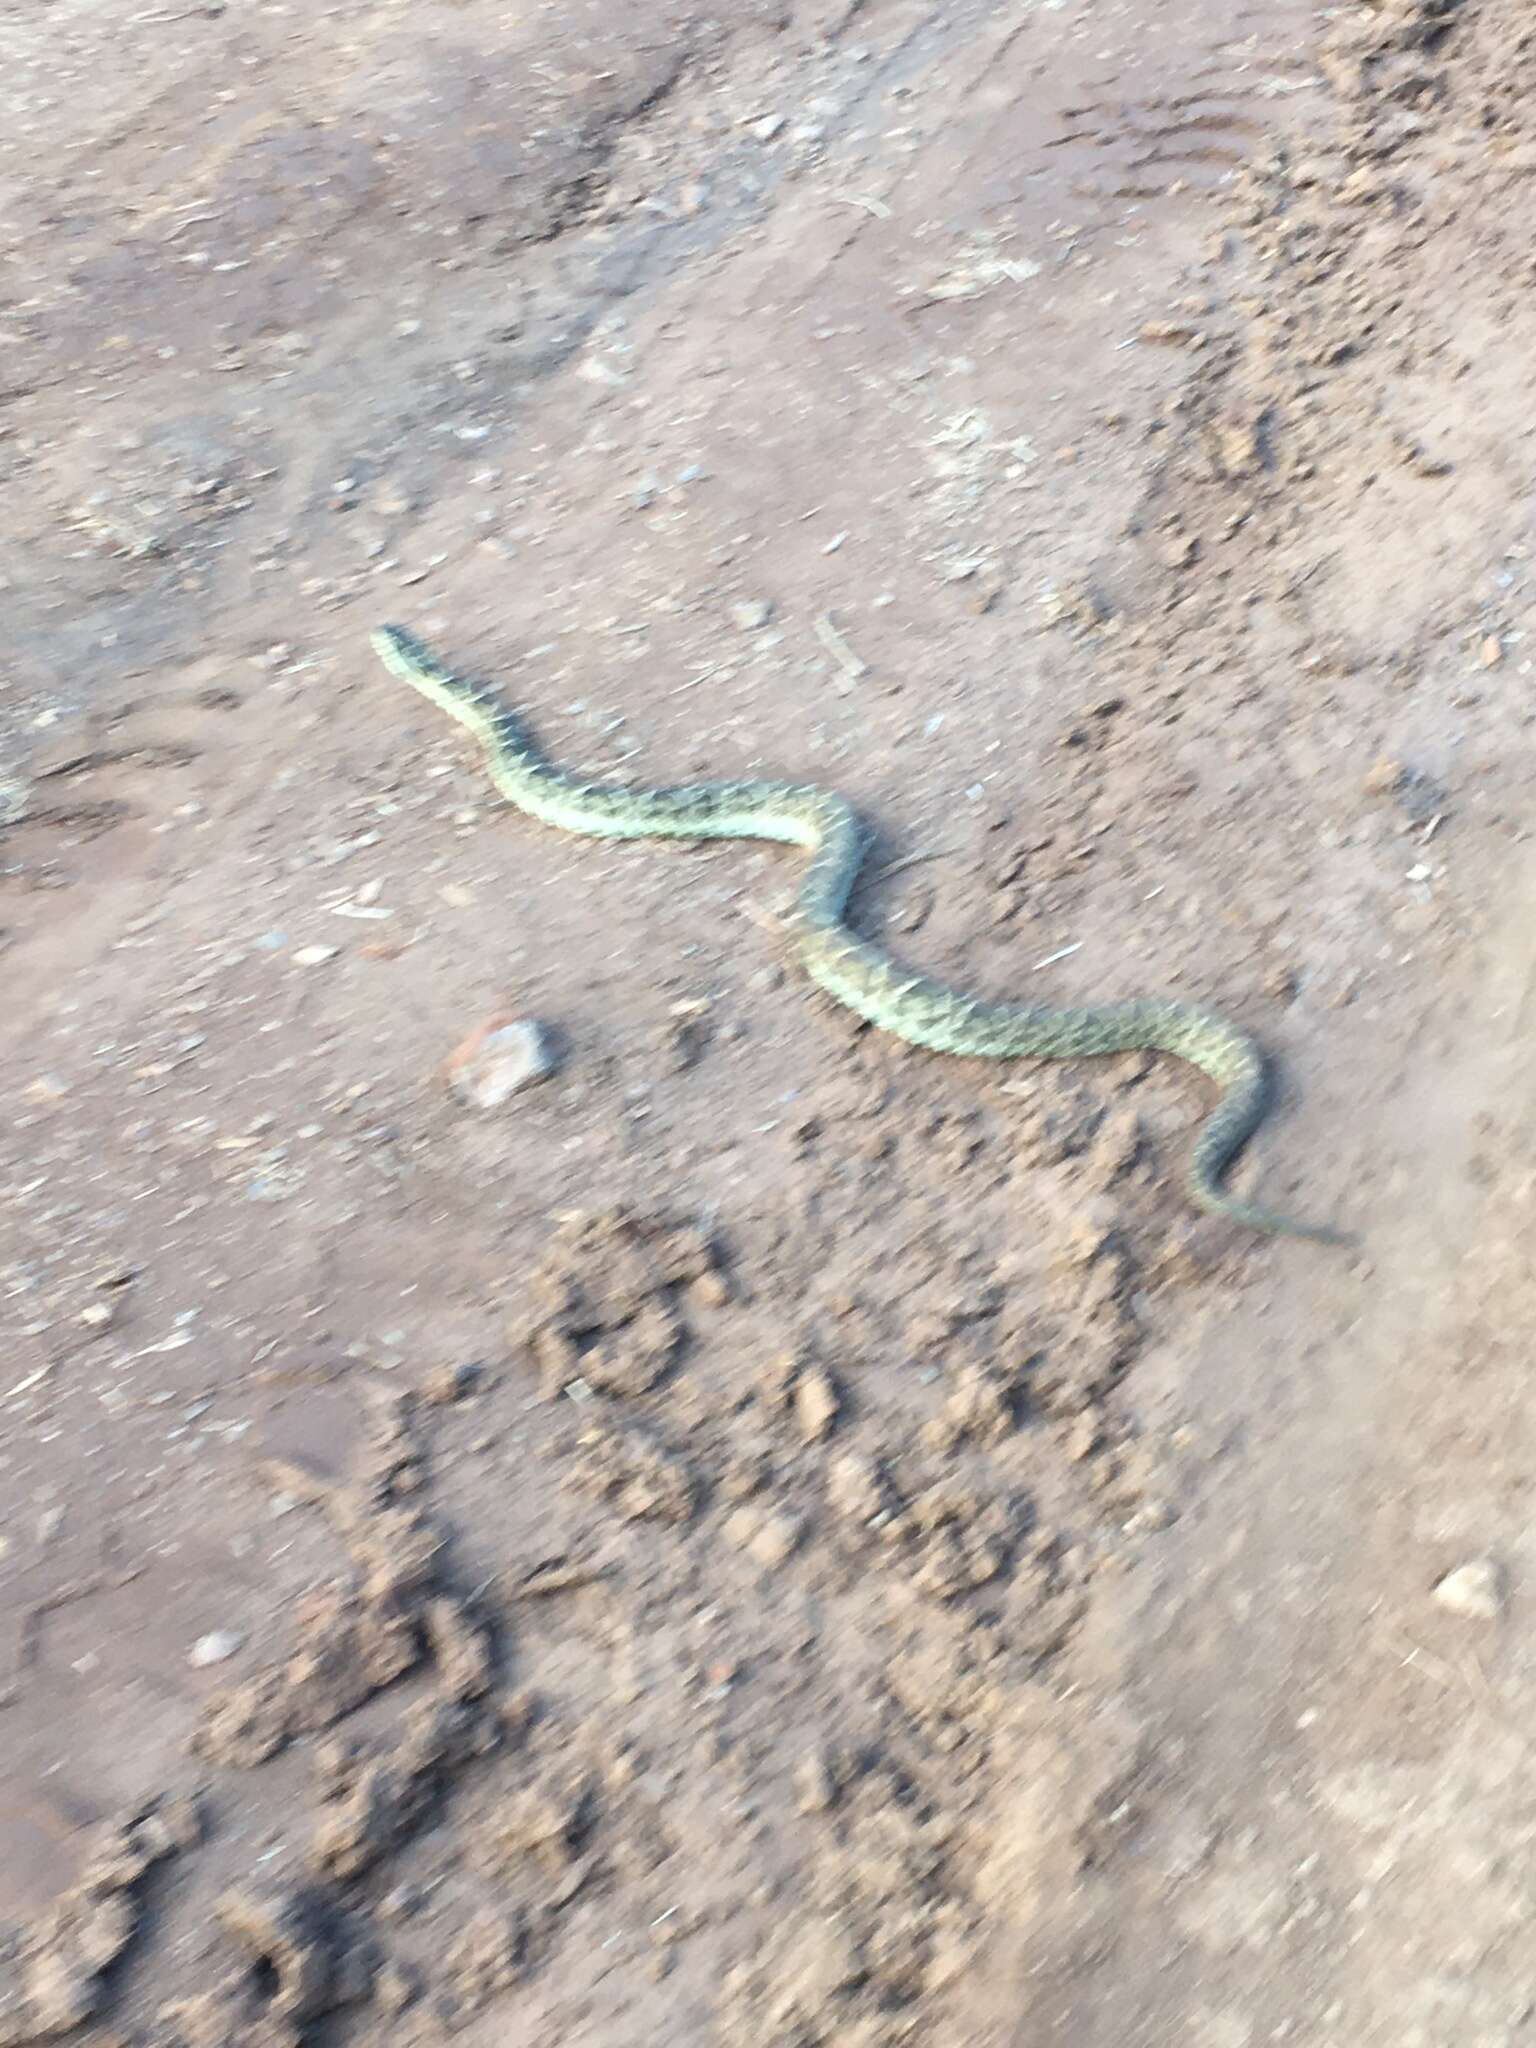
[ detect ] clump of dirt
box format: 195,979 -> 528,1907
718,1767 -> 973,2048
153,1880 -> 374,2048
167,1394 -> 540,2043
434,1909 -> 527,2029
195,1395 -> 483,1767
756,1347 -> 845,1444
512,1207 -> 729,1398
566,1415 -> 703,1524
310,1692 -> 515,1882
0,1799 -> 198,2045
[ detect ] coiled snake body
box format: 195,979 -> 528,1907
373,625 -> 1341,1243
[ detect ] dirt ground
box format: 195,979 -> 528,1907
3,0 -> 1536,2040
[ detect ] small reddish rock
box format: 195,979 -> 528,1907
444,1016 -> 557,1107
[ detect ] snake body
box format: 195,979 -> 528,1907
373,624 -> 1341,1243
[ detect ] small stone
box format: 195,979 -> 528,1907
826,1452 -> 896,1528
1480,634 -> 1504,668
1065,1414 -> 1102,1462
748,1511 -> 804,1570
1362,756 -> 1405,797
689,1268 -> 730,1310
731,598 -> 773,631
292,944 -> 338,966
1398,438 -> 1453,479
444,1017 -> 557,1107
375,1959 -> 420,2014
793,1748 -> 839,1814
722,1507 -> 762,1553
423,1360 -> 482,1404
1161,532 -> 1200,570
379,1882 -> 423,1923
1432,1559 -> 1503,1620
1063,1197 -> 1123,1265
188,1629 -> 245,1667
0,773 -> 30,826
751,113 -> 785,141
793,1368 -> 840,1443
1124,1497 -> 1177,1534
1338,165 -> 1384,204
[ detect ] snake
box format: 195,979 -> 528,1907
372,624 -> 1344,1243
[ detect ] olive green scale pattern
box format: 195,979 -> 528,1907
372,625 -> 1342,1243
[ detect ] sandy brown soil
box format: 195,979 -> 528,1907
4,0 -> 1536,2040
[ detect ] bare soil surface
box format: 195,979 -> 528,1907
3,0 -> 1536,2042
